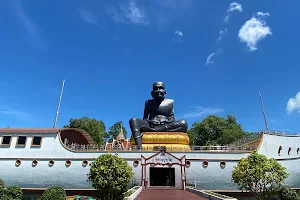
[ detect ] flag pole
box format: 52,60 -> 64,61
53,79 -> 65,128
259,91 -> 269,132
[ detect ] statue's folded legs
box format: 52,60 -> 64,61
129,118 -> 149,147
129,82 -> 188,150
129,118 -> 188,147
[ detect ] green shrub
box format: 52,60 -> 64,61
88,154 -> 133,200
5,186 -> 22,200
232,151 -> 288,200
0,195 -> 14,200
41,186 -> 67,200
0,179 -> 22,200
0,180 -> 4,189
281,187 -> 298,200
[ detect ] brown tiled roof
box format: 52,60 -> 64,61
0,128 -> 60,133
0,128 -> 95,144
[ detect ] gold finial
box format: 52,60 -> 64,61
117,125 -> 125,141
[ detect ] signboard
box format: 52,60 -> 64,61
153,146 -> 166,151
148,152 -> 180,164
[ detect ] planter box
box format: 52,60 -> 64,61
124,186 -> 143,200
186,187 -> 238,200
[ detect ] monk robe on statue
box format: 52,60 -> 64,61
129,81 -> 188,149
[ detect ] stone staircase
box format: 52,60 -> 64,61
135,187 -> 207,200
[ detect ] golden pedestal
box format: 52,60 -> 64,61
130,132 -> 191,152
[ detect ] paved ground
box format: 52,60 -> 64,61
135,188 -> 207,200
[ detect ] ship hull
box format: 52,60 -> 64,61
0,129 -> 299,190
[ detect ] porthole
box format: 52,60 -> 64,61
15,159 -> 21,167
32,160 -> 38,166
288,147 -> 292,155
220,161 -> 226,168
186,160 -> 191,167
297,148 -> 299,154
202,160 -> 208,168
278,146 -> 282,156
48,160 -> 54,167
65,160 -> 71,167
82,160 -> 88,167
133,160 -> 139,167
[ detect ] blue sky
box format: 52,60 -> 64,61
0,0 -> 300,135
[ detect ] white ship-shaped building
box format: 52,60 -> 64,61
0,127 -> 299,194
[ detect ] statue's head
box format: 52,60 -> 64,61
151,81 -> 166,100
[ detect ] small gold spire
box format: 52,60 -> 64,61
117,125 -> 125,141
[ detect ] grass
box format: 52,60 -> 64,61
123,186 -> 140,198
124,190 -> 135,198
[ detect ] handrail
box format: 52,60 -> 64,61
190,146 -> 257,151
227,132 -> 262,147
65,143 -> 258,152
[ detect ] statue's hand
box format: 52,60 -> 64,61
152,121 -> 161,125
145,119 -> 155,125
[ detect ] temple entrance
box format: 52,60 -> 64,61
150,167 -> 175,186
141,150 -> 187,189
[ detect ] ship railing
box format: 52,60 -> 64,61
267,129 -> 300,136
186,180 -> 197,188
66,143 -> 143,151
127,178 -> 142,188
65,143 -> 257,152
190,145 -> 257,151
227,132 -> 263,147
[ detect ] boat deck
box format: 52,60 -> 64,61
135,188 -> 207,200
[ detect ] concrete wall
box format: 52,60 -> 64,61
0,132 -> 300,190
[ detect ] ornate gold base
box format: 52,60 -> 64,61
130,132 -> 190,145
129,132 -> 191,151
141,143 -> 191,152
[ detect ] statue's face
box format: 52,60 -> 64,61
151,82 -> 166,99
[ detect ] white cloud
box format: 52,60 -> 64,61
223,15 -> 230,23
217,28 -> 227,42
205,53 -> 215,65
257,12 -> 270,17
106,0 -> 193,29
224,2 -> 242,23
227,2 -> 242,13
238,12 -> 272,51
0,109 -> 34,121
106,0 -> 149,26
286,92 -> 300,114
16,1 -> 42,46
78,7 -> 100,27
175,30 -> 183,37
181,106 -> 223,118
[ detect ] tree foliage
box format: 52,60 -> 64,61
0,180 -> 22,200
107,121 -> 127,142
88,154 -> 133,200
281,187 -> 298,200
63,116 -> 107,145
4,186 -> 22,200
40,186 -> 67,200
232,151 -> 289,200
0,180 -> 4,190
188,114 -> 248,146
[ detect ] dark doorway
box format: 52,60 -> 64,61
149,167 -> 175,186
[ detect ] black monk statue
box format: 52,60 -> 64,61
129,81 -> 188,149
